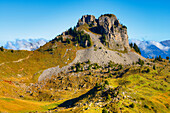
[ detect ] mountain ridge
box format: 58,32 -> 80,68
4,38 -> 48,51
130,39 -> 170,58
0,14 -> 169,113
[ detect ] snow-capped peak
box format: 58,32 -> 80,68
129,39 -> 170,58
4,38 -> 48,51
149,41 -> 170,51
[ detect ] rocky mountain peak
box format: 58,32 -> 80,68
77,15 -> 97,27
76,14 -> 130,51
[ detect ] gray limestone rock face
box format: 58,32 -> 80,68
77,14 -> 130,51
98,14 -> 130,51
77,15 -> 97,27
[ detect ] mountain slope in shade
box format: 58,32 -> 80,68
130,39 -> 170,59
4,38 -> 48,51
160,40 -> 170,47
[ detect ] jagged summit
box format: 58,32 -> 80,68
77,14 -> 130,51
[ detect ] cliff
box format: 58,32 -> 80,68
77,14 -> 130,51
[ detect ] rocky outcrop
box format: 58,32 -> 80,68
77,15 -> 97,27
38,14 -> 146,81
38,31 -> 145,81
77,14 -> 130,51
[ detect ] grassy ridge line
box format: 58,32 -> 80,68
0,50 -> 31,64
0,52 -> 33,66
0,42 -> 78,82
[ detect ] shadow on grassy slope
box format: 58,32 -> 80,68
51,87 -> 98,109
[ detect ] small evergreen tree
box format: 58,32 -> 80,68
0,46 -> 4,51
166,56 -> 169,60
158,55 -> 162,61
66,38 -> 71,44
129,43 -> 133,48
133,43 -> 141,54
138,58 -> 144,66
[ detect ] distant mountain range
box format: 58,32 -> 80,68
129,39 -> 170,59
3,38 -> 170,59
4,39 -> 48,51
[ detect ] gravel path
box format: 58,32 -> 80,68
0,53 -> 32,66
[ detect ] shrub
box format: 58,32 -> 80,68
129,103 -> 135,108
146,68 -> 150,73
94,65 -> 97,69
76,62 -> 81,68
109,74 -> 113,78
108,61 -> 114,68
119,64 -> 123,70
66,38 -> 71,44
76,66 -> 80,72
101,85 -> 104,90
153,65 -> 156,70
87,59 -> 91,64
88,66 -> 91,70
144,104 -> 149,109
71,66 -> 75,70
107,94 -> 111,101
108,68 -> 111,73
137,58 -> 144,66
102,108 -> 108,113
105,80 -> 109,85
95,83 -> 99,88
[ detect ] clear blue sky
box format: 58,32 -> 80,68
0,0 -> 170,46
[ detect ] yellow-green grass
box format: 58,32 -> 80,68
100,65 -> 170,113
0,50 -> 31,64
0,95 -> 64,113
0,42 -> 78,83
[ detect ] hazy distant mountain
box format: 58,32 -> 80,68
129,39 -> 170,59
4,38 -> 48,51
160,40 -> 170,47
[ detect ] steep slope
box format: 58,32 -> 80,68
38,14 -> 145,81
160,40 -> 170,47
